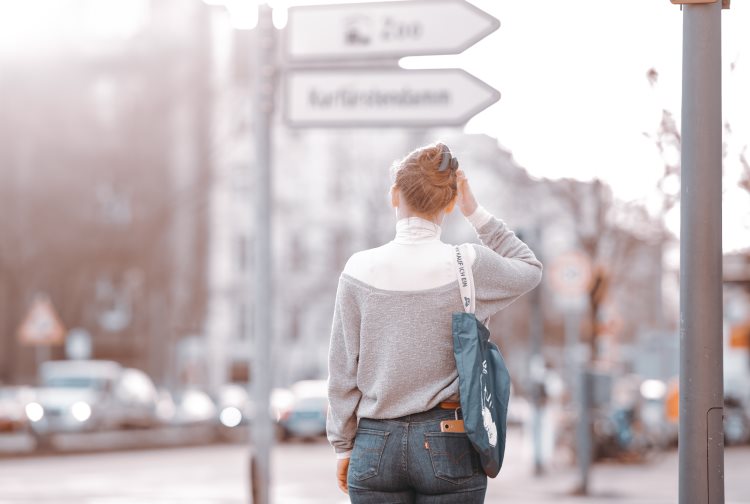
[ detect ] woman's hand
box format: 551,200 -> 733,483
456,170 -> 479,217
336,458 -> 350,494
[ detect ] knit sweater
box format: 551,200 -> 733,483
326,210 -> 543,457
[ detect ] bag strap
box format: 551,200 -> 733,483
454,245 -> 476,314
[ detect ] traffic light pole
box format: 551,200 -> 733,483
677,1 -> 725,502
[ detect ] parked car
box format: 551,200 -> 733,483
270,387 -> 294,422
28,360 -> 160,434
215,383 -> 251,429
154,387 -> 177,425
0,386 -> 35,433
724,396 -> 750,446
208,384 -> 298,433
112,367 -> 161,428
276,380 -> 328,441
171,388 -> 217,427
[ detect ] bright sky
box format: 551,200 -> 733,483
2,0 -> 748,250
266,0 -> 750,250
403,0 -> 750,251
277,0 -> 750,250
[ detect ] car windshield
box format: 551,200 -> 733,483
44,377 -> 106,390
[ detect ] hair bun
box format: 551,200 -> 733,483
392,142 -> 458,216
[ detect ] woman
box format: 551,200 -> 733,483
327,142 -> 542,503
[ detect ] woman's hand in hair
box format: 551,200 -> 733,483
456,170 -> 479,217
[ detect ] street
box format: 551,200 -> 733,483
1,427 -> 749,503
1,3 -> 749,504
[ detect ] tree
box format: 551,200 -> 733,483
546,178 -> 652,361
0,3 -> 212,385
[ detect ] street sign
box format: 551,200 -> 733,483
285,0 -> 499,62
17,296 -> 66,346
549,251 -> 592,311
284,68 -> 500,128
66,328 -> 93,360
549,251 -> 593,298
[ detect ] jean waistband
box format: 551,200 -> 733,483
361,405 -> 461,426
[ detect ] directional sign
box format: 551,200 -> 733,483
286,0 -> 500,62
17,296 -> 66,346
284,68 -> 500,128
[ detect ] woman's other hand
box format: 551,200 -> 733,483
456,170 -> 479,217
336,458 -> 350,494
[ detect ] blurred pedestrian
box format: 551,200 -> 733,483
326,142 -> 542,503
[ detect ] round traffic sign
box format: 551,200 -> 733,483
549,251 -> 593,298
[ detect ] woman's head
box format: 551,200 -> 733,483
391,142 -> 459,219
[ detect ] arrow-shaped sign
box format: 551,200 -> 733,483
284,68 -> 500,128
285,0 -> 500,62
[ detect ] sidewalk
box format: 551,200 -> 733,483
0,426 -> 746,503
484,427 -> 750,503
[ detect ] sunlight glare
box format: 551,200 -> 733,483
225,0 -> 259,30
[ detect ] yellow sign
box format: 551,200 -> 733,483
17,297 -> 66,346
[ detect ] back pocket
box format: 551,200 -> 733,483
350,428 -> 389,481
425,432 -> 477,484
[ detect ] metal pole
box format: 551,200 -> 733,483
528,227 -> 545,475
679,2 -> 724,503
574,364 -> 591,496
250,5 -> 275,504
564,308 -> 590,495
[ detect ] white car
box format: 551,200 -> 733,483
171,388 -> 217,427
28,360 -> 160,434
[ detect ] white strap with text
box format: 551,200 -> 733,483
454,245 -> 476,314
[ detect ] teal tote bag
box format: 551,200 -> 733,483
452,245 -> 511,478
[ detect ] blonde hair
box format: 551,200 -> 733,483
391,142 -> 458,217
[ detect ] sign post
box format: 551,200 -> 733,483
549,251 -> 593,495
227,2 -> 502,502
282,0 -> 500,129
250,5 -> 275,504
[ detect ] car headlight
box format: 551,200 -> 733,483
25,402 -> 44,422
220,406 -> 243,428
71,401 -> 92,422
640,379 -> 667,401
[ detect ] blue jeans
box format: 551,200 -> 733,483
347,407 -> 487,503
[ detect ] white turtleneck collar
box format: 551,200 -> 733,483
393,217 -> 442,244
342,208 -> 487,291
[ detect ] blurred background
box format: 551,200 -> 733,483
1,0 -> 749,503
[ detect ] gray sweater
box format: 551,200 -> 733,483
326,216 -> 543,455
